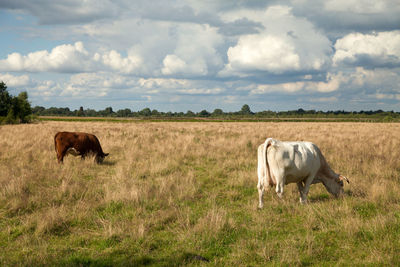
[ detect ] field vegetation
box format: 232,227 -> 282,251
1,121 -> 400,266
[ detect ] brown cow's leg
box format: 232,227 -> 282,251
57,147 -> 68,163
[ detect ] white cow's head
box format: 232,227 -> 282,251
321,175 -> 350,197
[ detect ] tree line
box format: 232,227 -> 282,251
32,104 -> 400,120
1,81 -> 400,124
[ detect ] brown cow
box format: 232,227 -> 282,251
54,132 -> 109,163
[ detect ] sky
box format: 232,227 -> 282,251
0,0 -> 400,112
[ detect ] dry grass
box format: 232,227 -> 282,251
1,121 -> 400,266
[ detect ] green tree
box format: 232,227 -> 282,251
4,92 -> 32,123
186,110 -> 195,117
116,108 -> 132,117
198,110 -> 210,117
16,91 -> 32,122
0,81 -> 12,116
77,106 -> 84,117
32,106 -> 45,115
240,104 -> 252,115
151,109 -> 160,116
140,108 -> 152,116
212,108 -> 224,116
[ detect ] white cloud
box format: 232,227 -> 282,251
333,31 -> 400,67
162,55 -> 190,75
250,72 -> 345,94
138,77 -> 190,90
0,73 -> 31,87
61,73 -> 119,97
177,87 -> 225,95
161,24 -> 223,76
375,93 -> 400,100
325,0 -> 388,14
221,5 -> 332,76
99,50 -> 142,74
225,35 -> 300,74
0,42 -> 92,73
309,96 -> 338,102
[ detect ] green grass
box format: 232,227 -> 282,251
1,121 -> 400,266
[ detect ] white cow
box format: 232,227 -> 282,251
257,138 -> 349,207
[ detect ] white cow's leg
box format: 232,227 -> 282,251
297,181 -> 306,203
257,181 -> 264,209
275,172 -> 285,198
275,181 -> 284,198
299,174 -> 316,204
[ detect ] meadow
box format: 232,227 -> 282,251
1,121 -> 400,266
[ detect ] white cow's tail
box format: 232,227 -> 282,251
263,138 -> 277,187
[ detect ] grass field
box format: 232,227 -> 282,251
1,121 -> 400,266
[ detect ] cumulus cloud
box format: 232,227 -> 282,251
162,55 -> 190,75
333,31 -> 400,67
161,24 -> 223,76
98,50 -> 142,74
0,42 -> 93,73
221,5 -> 332,76
225,35 -> 300,74
0,73 -> 31,87
177,87 -> 225,95
250,72 -> 346,94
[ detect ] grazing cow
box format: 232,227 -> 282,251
54,132 -> 109,163
257,138 -> 349,207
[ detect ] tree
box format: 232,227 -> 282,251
15,91 -> 32,122
140,108 -> 151,116
186,110 -> 195,117
212,108 -> 224,116
116,108 -> 132,117
240,104 -> 252,115
0,81 -> 11,116
1,82 -> 32,123
105,107 -> 113,115
77,106 -> 84,117
198,110 -> 210,117
151,109 -> 160,116
32,106 -> 45,115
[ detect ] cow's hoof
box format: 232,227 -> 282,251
299,198 -> 307,204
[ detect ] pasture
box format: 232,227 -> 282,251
1,121 -> 400,266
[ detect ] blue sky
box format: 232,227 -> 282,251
0,0 -> 400,112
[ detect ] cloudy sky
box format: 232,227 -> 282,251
1,0 -> 400,112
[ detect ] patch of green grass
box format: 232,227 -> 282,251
353,202 -> 378,219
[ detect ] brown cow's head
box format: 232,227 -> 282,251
95,152 -> 109,163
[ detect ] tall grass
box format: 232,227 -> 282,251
0,121 -> 400,266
